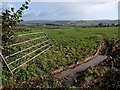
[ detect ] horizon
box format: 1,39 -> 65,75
23,19 -> 118,22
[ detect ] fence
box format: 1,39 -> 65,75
1,32 -> 52,75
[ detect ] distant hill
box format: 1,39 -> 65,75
21,20 -> 55,24
20,20 -> 119,27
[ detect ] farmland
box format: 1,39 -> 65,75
2,26 -> 118,88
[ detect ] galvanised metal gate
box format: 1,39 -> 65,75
1,32 -> 52,75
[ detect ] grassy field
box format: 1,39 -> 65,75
2,26 -> 118,88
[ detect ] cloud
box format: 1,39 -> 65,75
22,10 -> 38,21
11,0 -> 118,20
1,0 -> 119,20
31,0 -> 119,2
39,1 -> 118,20
2,2 -> 16,9
2,0 -> 119,3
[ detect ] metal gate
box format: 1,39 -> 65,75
1,32 -> 52,74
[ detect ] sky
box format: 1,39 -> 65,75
1,0 -> 119,21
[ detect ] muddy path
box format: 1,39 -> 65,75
53,55 -> 108,86
53,55 -> 108,79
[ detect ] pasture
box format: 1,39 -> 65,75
2,26 -> 118,88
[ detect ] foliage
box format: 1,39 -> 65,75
2,0 -> 30,56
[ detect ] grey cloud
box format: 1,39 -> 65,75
23,11 -> 38,20
24,1 -> 117,20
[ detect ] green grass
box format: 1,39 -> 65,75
2,26 -> 118,88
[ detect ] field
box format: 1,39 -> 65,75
2,26 -> 118,88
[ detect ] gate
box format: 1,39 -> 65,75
1,32 -> 52,74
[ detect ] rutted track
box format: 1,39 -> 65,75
54,55 -> 108,79
53,55 -> 108,86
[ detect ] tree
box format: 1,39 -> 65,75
2,0 -> 30,56
111,23 -> 115,27
98,23 -> 103,27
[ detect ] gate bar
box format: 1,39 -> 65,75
10,36 -> 46,47
5,40 -> 49,59
18,32 -> 44,37
8,43 -> 51,66
0,53 -> 13,75
12,46 -> 52,72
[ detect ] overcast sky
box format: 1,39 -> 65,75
2,0 -> 119,21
